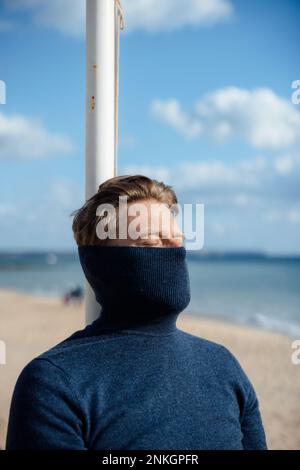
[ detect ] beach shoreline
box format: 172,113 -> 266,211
0,289 -> 299,450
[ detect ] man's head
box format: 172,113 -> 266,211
72,175 -> 184,247
75,176 -> 191,318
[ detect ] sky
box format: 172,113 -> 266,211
0,0 -> 300,254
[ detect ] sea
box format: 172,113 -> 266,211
0,251 -> 299,338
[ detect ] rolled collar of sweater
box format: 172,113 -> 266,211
78,245 -> 191,335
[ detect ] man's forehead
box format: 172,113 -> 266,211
119,201 -> 173,216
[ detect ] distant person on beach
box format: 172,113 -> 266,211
6,175 -> 267,450
62,285 -> 84,305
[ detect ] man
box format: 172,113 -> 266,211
6,175 -> 267,450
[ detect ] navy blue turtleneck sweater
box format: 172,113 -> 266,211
6,246 -> 267,450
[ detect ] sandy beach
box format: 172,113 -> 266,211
0,288 -> 299,450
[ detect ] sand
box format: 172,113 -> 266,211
0,289 -> 299,450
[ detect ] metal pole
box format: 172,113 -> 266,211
85,0 -> 117,324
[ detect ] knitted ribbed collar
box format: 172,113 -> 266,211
78,246 -> 191,335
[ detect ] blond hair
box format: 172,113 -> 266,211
71,175 -> 178,246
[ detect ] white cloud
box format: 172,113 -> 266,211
264,208 -> 300,225
232,193 -> 262,208
6,0 -> 85,37
176,160 -> 241,188
274,155 -> 294,175
122,152 -> 300,209
151,100 -> 203,140
0,111 -> 75,160
121,157 -> 300,252
123,0 -> 234,33
0,178 -> 84,249
152,87 -> 300,150
6,0 -> 234,36
123,164 -> 171,183
123,155 -> 270,193
172,155 -> 270,190
123,157 -> 263,193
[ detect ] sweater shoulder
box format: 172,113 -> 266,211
177,328 -> 234,357
177,329 -> 252,386
39,327 -> 231,364
34,329 -> 125,365
20,326 -> 253,397
13,332 -> 121,397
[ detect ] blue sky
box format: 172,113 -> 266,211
0,0 -> 300,253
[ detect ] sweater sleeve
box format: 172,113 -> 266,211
240,378 -> 268,450
222,347 -> 268,450
6,358 -> 86,450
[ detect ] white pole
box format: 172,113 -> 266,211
85,0 -> 117,325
